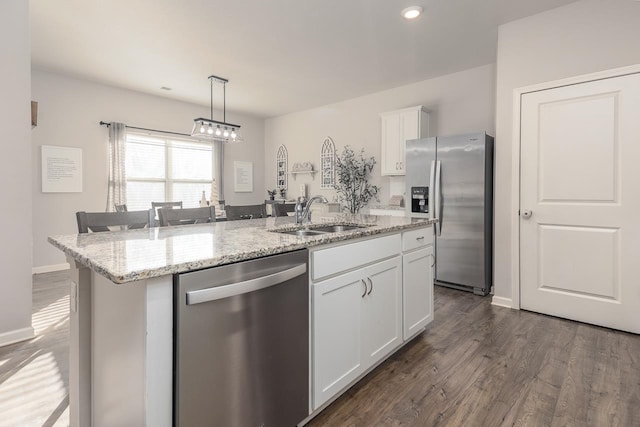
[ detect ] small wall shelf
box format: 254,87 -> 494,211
289,170 -> 317,180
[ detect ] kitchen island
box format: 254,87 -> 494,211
49,213 -> 437,426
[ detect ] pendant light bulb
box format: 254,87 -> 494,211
191,75 -> 242,142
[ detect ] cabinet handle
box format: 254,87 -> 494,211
400,162 -> 403,170
416,236 -> 425,241
430,253 -> 436,268
367,277 -> 373,295
361,279 -> 367,298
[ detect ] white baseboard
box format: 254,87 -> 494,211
0,326 -> 35,348
32,263 -> 70,275
491,296 -> 514,309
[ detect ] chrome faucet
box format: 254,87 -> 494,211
295,195 -> 328,225
294,196 -> 307,224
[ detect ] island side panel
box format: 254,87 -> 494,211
146,275 -> 174,427
92,272 -> 147,426
67,258 -> 92,427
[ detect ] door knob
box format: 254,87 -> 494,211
522,209 -> 532,219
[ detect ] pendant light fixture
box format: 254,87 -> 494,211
191,74 -> 243,142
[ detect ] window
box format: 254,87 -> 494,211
125,132 -> 219,211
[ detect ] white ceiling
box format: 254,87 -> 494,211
30,0 -> 576,118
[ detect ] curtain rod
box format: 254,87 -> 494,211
99,121 -> 191,138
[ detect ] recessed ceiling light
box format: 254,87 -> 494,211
401,6 -> 423,20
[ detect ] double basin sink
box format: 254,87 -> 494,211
274,224 -> 369,237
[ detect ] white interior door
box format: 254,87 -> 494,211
520,72 -> 640,333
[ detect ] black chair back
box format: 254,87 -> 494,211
225,204 -> 267,221
158,206 -> 216,226
76,209 -> 155,233
272,203 -> 295,217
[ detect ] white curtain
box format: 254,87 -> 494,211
106,122 -> 127,211
214,141 -> 225,204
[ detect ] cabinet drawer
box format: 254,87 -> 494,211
312,234 -> 401,281
402,227 -> 433,252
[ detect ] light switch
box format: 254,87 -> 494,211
70,281 -> 78,313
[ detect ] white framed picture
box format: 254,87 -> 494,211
234,161 -> 253,192
41,145 -> 83,193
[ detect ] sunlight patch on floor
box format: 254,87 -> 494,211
53,405 -> 69,426
32,295 -> 70,335
0,351 -> 67,427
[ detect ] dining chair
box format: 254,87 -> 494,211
151,201 -> 182,217
158,206 -> 216,226
76,209 -> 155,233
151,201 -> 183,210
272,203 -> 295,217
225,204 -> 267,221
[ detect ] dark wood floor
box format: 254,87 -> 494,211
1,273 -> 639,426
308,286 -> 640,427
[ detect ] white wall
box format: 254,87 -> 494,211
0,0 -> 33,346
494,0 -> 640,301
264,64 -> 496,204
32,70 -> 265,269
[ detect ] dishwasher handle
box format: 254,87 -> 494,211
186,263 -> 307,305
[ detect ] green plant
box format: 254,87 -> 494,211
266,189 -> 277,199
334,146 -> 380,214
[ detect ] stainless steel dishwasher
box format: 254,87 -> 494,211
174,250 -> 309,427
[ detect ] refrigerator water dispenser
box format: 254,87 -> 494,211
411,186 -> 429,214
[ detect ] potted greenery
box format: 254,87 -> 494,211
266,189 -> 277,200
334,146 -> 380,214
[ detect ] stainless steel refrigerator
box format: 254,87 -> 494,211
405,132 -> 493,295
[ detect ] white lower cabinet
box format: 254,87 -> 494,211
311,228 -> 434,412
312,268 -> 364,409
402,246 -> 434,340
361,257 -> 403,368
312,256 -> 402,410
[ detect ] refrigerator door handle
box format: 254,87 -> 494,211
429,160 -> 436,221
435,160 -> 442,236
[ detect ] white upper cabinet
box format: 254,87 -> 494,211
380,106 -> 429,176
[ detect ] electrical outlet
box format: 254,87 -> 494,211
70,281 -> 78,313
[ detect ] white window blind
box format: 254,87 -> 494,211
125,132 -> 218,211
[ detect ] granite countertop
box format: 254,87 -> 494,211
49,213 -> 437,284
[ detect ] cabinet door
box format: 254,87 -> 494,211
361,256 -> 403,368
312,269 -> 366,409
381,114 -> 402,175
399,110 -> 420,174
402,246 -> 434,340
